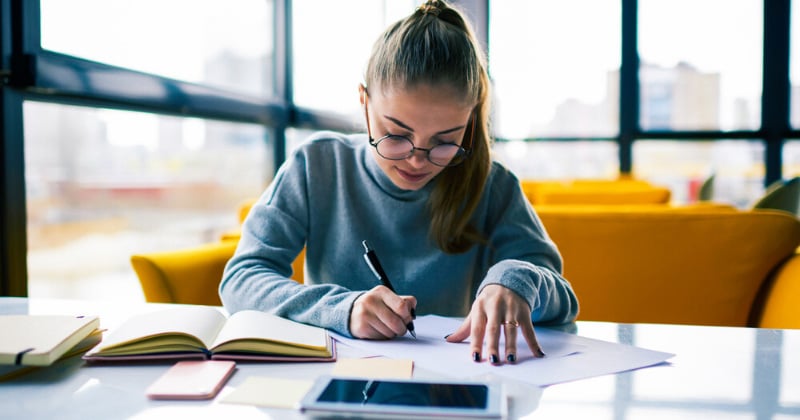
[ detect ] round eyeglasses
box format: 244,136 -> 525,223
363,89 -> 473,168
369,134 -> 468,167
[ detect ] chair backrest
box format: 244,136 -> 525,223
753,177 -> 800,217
132,241 -> 238,305
536,207 -> 800,327
521,179 -> 671,205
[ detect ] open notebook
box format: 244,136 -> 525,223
83,306 -> 335,362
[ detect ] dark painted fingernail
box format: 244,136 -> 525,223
507,354 -> 516,363
472,352 -> 481,362
411,308 -> 417,319
536,349 -> 546,358
490,354 -> 499,364
444,334 -> 452,339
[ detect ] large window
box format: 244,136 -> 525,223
489,0 -> 621,140
1,0 -> 279,300
24,102 -> 269,299
40,0 -> 274,98
785,141 -> 800,177
292,0 -> 416,117
493,141 -> 619,179
3,0 -> 798,301
487,0 -> 776,206
791,0 -> 800,129
639,0 -> 763,131
634,140 -> 764,205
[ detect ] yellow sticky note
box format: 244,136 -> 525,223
220,376 -> 314,409
331,357 -> 414,379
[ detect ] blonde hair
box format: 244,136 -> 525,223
364,0 -> 492,254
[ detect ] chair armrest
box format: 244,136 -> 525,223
754,248 -> 800,329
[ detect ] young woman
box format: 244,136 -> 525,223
220,0 -> 578,365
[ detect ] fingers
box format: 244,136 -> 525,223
503,320 -> 518,363
520,320 -> 545,358
468,310 -> 487,362
482,314 -> 503,365
350,286 -> 416,339
454,284 -> 545,365
445,316 -> 471,343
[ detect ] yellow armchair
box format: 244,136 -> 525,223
132,242 -> 305,305
132,241 -> 238,305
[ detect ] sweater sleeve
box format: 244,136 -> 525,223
218,144 -> 362,337
476,166 -> 579,325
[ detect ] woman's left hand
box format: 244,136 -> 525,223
445,284 -> 545,364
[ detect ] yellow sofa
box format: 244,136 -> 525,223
536,206 -> 800,328
133,197 -> 800,329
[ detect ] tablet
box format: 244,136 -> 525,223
299,376 -> 506,419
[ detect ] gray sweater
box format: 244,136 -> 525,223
220,132 -> 578,336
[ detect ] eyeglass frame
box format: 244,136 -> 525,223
363,90 -> 474,168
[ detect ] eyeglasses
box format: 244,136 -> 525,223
364,92 -> 473,168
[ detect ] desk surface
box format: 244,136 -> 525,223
1,298 -> 799,420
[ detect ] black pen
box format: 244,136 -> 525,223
362,240 -> 417,338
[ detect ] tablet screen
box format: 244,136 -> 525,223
316,378 -> 488,408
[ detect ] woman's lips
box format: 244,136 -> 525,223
395,167 -> 430,183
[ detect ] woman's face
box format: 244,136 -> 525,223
361,84 -> 474,191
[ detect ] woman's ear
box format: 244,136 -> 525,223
358,84 -> 367,106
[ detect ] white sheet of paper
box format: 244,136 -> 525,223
330,315 -> 674,387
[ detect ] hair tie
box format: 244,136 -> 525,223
419,1 -> 442,17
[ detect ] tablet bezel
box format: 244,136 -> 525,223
299,375 -> 506,419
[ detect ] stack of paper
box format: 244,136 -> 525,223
330,315 -> 674,387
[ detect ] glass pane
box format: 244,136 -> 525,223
285,127 -> 318,159
633,140 -> 764,206
24,102 -> 271,301
493,141 -> 619,179
639,0 -> 762,131
792,0 -> 800,128
40,0 -> 274,97
784,140 -> 800,177
292,0 -> 416,116
489,0 -> 621,139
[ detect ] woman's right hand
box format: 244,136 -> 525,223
350,285 -> 417,339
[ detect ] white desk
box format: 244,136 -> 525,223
2,297 -> 799,419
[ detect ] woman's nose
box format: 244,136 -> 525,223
406,148 -> 429,167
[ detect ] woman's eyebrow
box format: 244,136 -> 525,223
384,115 -> 465,135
